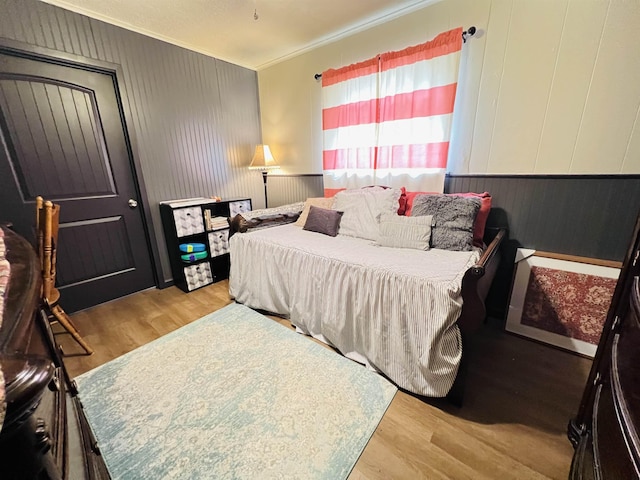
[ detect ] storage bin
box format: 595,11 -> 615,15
173,207 -> 205,237
183,262 -> 213,291
208,229 -> 230,257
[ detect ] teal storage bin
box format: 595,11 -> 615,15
181,251 -> 208,262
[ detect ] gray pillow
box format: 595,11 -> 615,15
411,194 -> 481,251
303,205 -> 343,237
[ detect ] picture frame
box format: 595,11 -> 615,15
506,249 -> 620,357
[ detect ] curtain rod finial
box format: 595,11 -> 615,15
462,26 -> 477,43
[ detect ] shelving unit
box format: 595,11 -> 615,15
159,197 -> 251,292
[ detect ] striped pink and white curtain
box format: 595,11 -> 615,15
322,27 -> 463,196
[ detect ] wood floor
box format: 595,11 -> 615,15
61,281 -> 591,480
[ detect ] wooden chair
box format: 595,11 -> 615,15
36,196 -> 94,355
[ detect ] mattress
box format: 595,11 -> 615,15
229,224 -> 481,396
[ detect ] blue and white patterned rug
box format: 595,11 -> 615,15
76,303 -> 397,479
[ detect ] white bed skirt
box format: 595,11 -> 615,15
229,224 -> 480,397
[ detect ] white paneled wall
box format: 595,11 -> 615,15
483,1 -> 568,173
258,0 -> 640,175
533,0 -> 609,173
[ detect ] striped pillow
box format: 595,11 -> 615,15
333,187 -> 401,241
377,214 -> 433,250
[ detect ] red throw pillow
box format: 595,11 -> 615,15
323,188 -> 344,198
397,187 -> 408,215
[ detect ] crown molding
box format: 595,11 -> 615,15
40,0 -> 442,71
255,0 -> 442,70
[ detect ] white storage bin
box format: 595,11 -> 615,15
229,200 -> 251,217
208,229 -> 230,257
173,206 -> 204,237
183,262 -> 213,291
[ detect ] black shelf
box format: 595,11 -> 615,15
159,198 -> 251,292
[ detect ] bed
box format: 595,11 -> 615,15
228,188 -> 504,401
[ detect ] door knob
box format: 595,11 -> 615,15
128,199 -> 138,208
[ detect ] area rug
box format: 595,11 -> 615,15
75,303 -> 397,479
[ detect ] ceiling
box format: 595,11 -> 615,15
39,0 -> 439,70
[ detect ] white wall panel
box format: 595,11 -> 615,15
259,54 -> 319,175
488,0 -> 568,173
572,0 -> 640,173
623,105 -> 640,173
535,0 -> 609,173
259,0 -> 640,175
266,175 -> 324,207
468,0 -> 513,173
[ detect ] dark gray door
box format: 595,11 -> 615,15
0,49 -> 155,312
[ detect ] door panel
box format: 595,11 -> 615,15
0,77 -> 116,199
0,50 -> 154,312
56,216 -> 135,286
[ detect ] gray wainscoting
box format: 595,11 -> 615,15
0,0 -> 264,286
446,175 -> 640,260
446,174 -> 640,320
266,174 -> 324,207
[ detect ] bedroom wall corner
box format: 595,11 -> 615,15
0,0 -> 265,286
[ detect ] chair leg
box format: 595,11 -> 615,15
55,309 -> 81,333
50,305 -> 94,355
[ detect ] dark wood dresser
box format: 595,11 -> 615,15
568,212 -> 640,479
0,226 -> 110,479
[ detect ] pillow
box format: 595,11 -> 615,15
324,188 -> 344,198
377,214 -> 433,250
453,192 -> 492,247
403,191 -> 492,247
411,194 -> 481,251
303,206 -> 343,237
404,191 -> 436,216
295,197 -> 335,226
332,187 -> 401,241
397,187 -> 408,215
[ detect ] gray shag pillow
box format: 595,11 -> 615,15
411,194 -> 481,251
303,205 -> 343,237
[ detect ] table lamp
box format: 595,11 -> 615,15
249,144 -> 279,208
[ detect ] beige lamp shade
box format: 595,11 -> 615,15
249,144 -> 279,170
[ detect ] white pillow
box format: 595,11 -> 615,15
377,214 -> 433,250
332,187 -> 401,240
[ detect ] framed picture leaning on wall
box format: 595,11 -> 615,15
506,249 -> 621,357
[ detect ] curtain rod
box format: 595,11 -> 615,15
313,26 -> 476,80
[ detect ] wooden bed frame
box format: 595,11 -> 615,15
447,226 -> 506,405
458,227 -> 506,332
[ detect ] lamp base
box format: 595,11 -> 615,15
262,170 -> 268,208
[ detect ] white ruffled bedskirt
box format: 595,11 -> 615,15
229,224 -> 480,397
